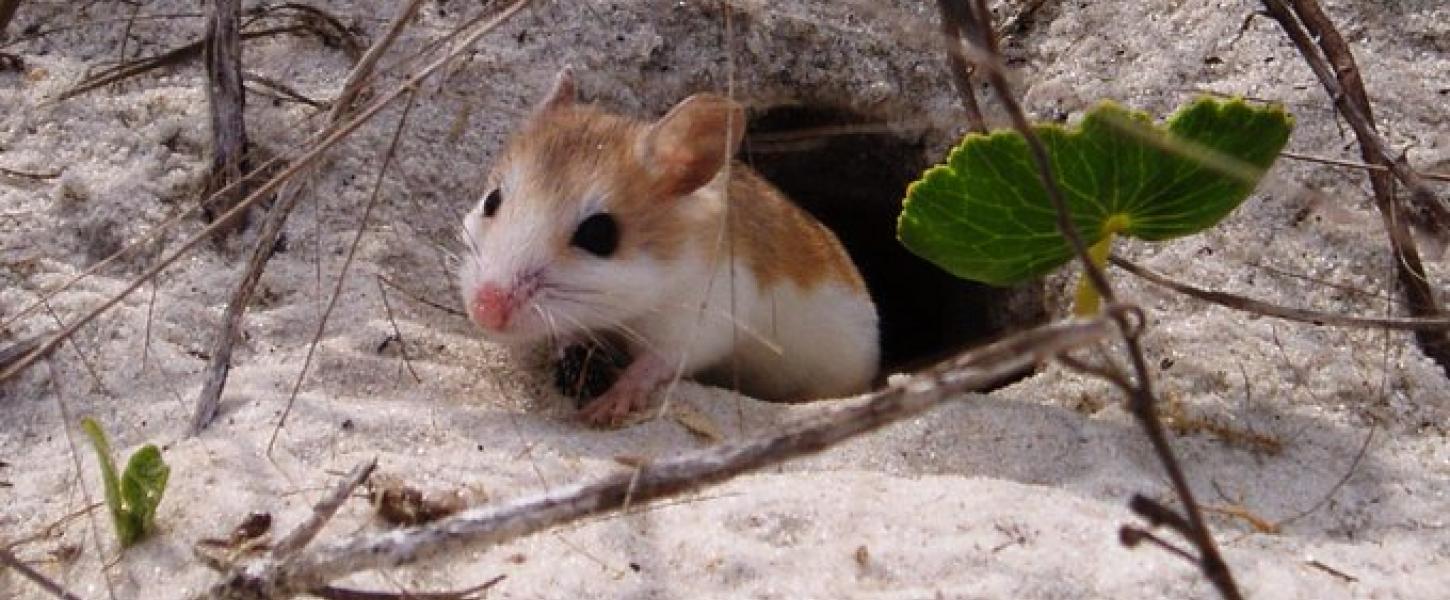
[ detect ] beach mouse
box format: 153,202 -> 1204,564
457,68 -> 879,424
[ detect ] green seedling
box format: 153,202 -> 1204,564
898,97 -> 1292,314
80,417 -> 170,547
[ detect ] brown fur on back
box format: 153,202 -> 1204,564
724,164 -> 866,293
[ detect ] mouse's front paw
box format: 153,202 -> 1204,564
577,385 -> 651,426
576,351 -> 672,427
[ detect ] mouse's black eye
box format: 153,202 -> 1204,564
571,213 -> 618,257
482,189 -> 502,217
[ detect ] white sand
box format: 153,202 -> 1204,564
2,1 -> 1448,598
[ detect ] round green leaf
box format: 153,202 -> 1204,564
898,97 -> 1293,286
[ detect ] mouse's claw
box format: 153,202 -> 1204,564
577,352 -> 672,427
578,387 -> 648,426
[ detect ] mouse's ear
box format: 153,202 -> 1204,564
639,93 -> 746,196
534,66 -> 576,113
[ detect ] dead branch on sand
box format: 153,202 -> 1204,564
940,1 -> 1242,597
1110,255 -> 1450,331
1259,0 -> 1450,376
201,0 -> 249,235
0,546 -> 85,600
0,0 -> 535,390
199,317 -> 1115,599
190,0 -> 429,435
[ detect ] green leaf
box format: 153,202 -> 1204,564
81,417 -> 137,545
80,418 -> 169,547
120,445 -> 170,540
898,97 -> 1293,286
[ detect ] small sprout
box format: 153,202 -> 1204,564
898,97 -> 1293,314
80,418 -> 170,547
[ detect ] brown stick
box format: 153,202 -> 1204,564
376,276 -> 423,384
1257,2 -> 1449,230
0,546 -> 86,600
933,0 -> 988,134
0,334 -> 46,373
1110,255 -> 1450,331
1290,1 -> 1448,232
1258,0 -> 1450,376
190,0 -> 427,434
0,0 -> 533,388
947,2 -> 1243,597
52,26 -> 304,103
1280,151 -> 1450,183
266,89 -> 420,455
191,0 -> 272,434
202,0 -> 250,235
273,460 -> 378,558
202,318 -> 1114,598
329,0 -> 427,122
312,577 -> 505,600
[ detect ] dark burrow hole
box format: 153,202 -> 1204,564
554,105 -> 1049,404
743,104 -> 1048,381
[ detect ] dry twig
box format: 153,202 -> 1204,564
1,13 -> 207,50
202,0 -> 250,235
943,1 -> 1242,597
52,25 -> 304,102
1280,151 -> 1450,183
188,0 -> 459,433
273,460 -> 378,559
312,576 -> 505,600
0,546 -> 86,600
375,276 -> 465,318
0,0 -> 534,387
245,72 -> 327,108
1258,0 -> 1450,375
265,88 -> 420,454
329,0 -> 427,121
201,318 -> 1114,598
0,333 -> 46,373
0,164 -> 61,180
376,277 -> 423,384
933,0 -> 987,134
1111,255 -> 1450,331
51,3 -> 363,104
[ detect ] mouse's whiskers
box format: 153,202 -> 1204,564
553,304 -> 660,359
529,301 -> 561,349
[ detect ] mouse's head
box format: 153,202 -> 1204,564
457,68 -> 745,345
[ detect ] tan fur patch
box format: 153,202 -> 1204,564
497,103 -> 864,294
721,164 -> 867,293
500,104 -> 694,262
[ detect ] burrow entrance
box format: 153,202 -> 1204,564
743,105 -> 1048,379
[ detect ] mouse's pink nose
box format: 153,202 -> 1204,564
472,284 -> 514,331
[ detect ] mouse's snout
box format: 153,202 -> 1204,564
470,283 -> 517,331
